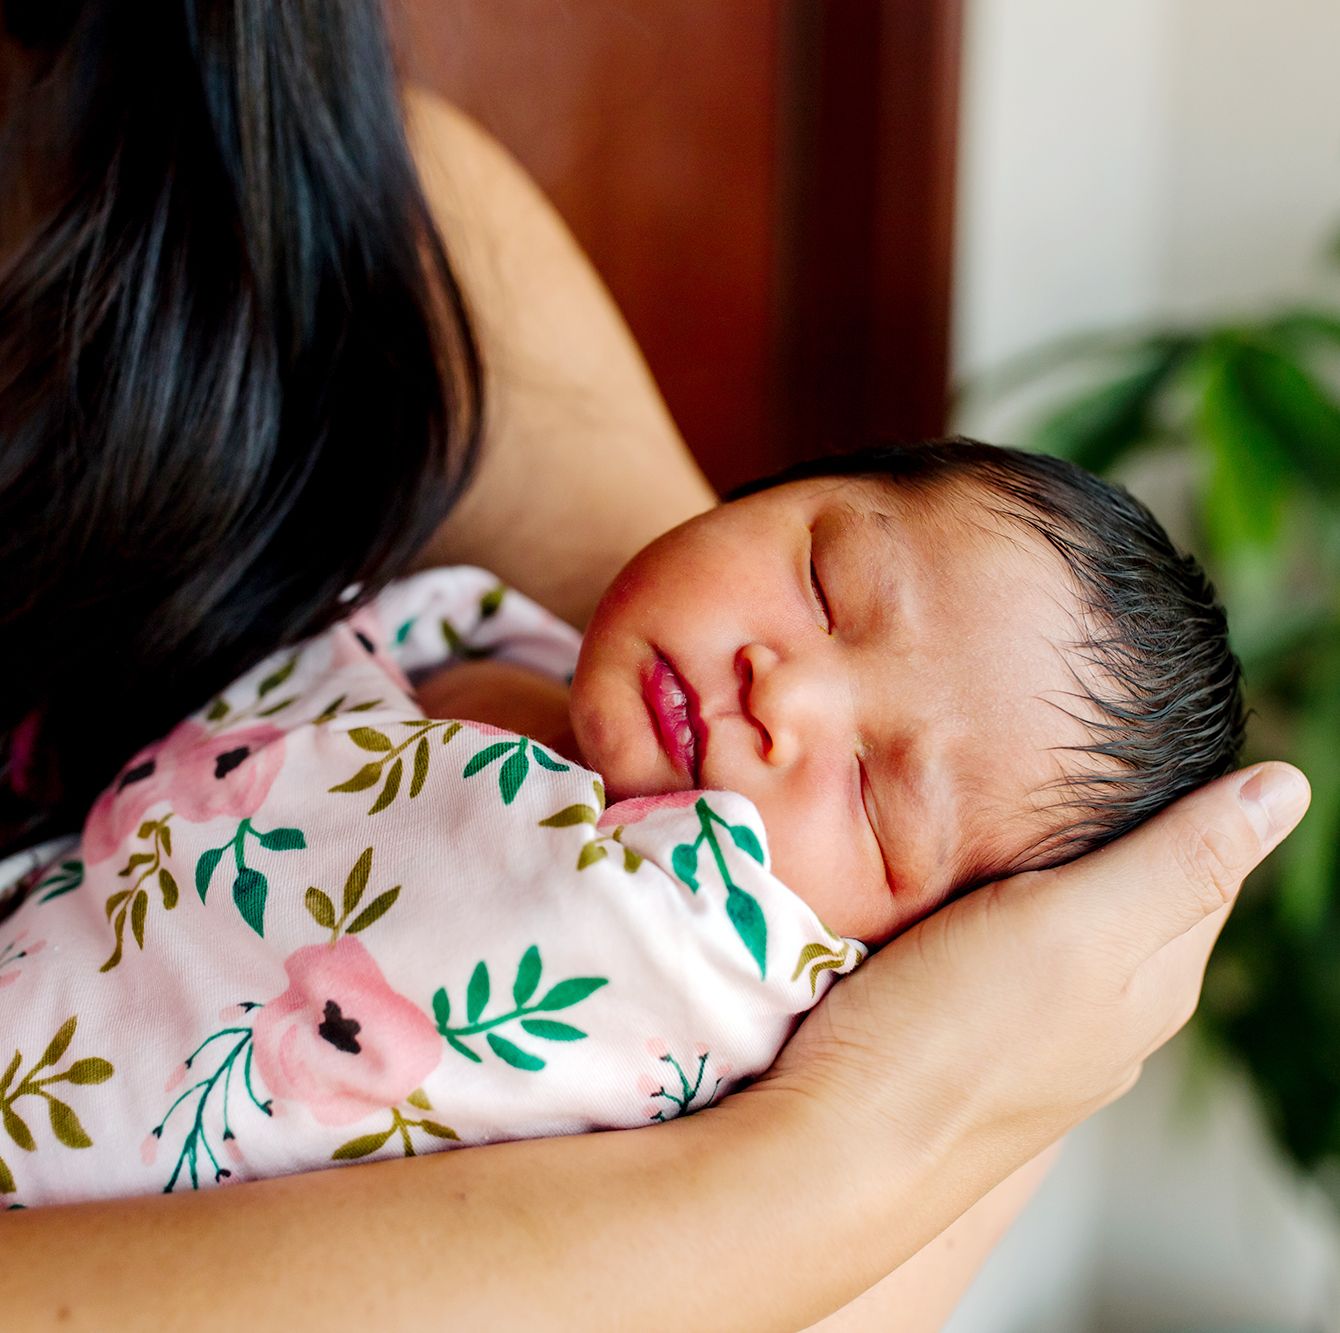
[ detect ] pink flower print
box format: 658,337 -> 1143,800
252,938 -> 440,1127
645,1036 -> 670,1059
598,790 -> 699,832
636,1073 -> 662,1098
0,930 -> 43,989
83,720 -> 285,863
140,1134 -> 159,1167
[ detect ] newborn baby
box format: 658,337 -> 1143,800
434,439 -> 1245,943
0,440 -> 1242,1207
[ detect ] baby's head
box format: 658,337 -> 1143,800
569,439 -> 1244,945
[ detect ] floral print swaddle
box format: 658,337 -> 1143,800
0,567 -> 864,1207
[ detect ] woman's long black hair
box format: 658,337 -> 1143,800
0,1 -> 483,855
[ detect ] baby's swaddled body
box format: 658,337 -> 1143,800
0,568 -> 861,1208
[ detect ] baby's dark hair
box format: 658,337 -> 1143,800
730,438 -> 1246,874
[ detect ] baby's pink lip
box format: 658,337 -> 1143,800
643,651 -> 704,784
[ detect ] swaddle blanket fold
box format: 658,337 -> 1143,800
0,567 -> 863,1207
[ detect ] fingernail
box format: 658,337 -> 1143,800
1238,765 -> 1311,851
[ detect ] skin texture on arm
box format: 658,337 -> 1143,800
400,85 -> 717,627
1,762 -> 1310,1331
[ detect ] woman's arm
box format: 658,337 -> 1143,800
401,87 -> 717,627
2,762 -> 1308,1331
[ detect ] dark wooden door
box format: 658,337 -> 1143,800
397,0 -> 961,495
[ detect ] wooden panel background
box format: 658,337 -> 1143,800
395,0 -> 961,495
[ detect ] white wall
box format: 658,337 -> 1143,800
948,1 -> 1340,1327
953,0 -> 1340,388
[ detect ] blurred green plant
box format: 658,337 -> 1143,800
966,309 -> 1340,1180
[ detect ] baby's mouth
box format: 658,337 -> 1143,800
644,652 -> 703,785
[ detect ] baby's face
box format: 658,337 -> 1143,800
569,476 -> 1098,945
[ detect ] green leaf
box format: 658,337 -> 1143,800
195,847 -> 224,902
486,1033 -> 545,1071
446,1034 -> 482,1063
368,758 -> 403,815
466,961 -> 490,1023
257,826 -> 306,851
0,1154 -> 15,1193
349,727 -> 392,752
479,585 -> 505,619
104,889 -> 131,921
576,842 -> 607,870
534,976 -> 608,1012
159,824 -> 172,858
155,868 -> 186,920
1231,337 -> 1340,494
728,823 -> 765,864
420,1120 -> 459,1140
1196,340 -> 1293,553
205,698 -> 230,722
727,888 -> 768,978
137,820 -> 157,840
342,847 -> 373,915
622,847 -> 643,874
346,887 -> 401,935
306,888 -> 336,929
1027,339 -> 1190,473
257,697 -> 296,718
432,987 -> 450,1030
47,1098 -> 92,1149
395,618 -> 416,644
804,955 -> 848,997
60,1058 -> 113,1086
36,1016 -> 77,1072
406,1087 -> 431,1111
462,741 -> 513,778
498,748 -> 530,804
531,747 -> 569,772
593,778 -> 605,810
440,721 -> 462,745
257,657 -> 297,697
512,945 -> 542,1006
232,868 -> 268,937
330,763 -> 382,793
332,1127 -> 395,1161
409,737 -> 430,798
118,853 -> 154,878
791,942 -> 838,981
0,1050 -> 20,1100
671,843 -> 699,890
130,889 -> 148,950
2,1105 -> 34,1153
520,1018 -> 585,1042
538,804 -> 597,828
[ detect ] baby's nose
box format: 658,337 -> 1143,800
736,643 -> 830,767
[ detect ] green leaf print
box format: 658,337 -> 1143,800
530,747 -> 569,773
332,1128 -> 394,1160
257,827 -> 306,851
726,890 -> 768,978
346,888 -> 400,935
257,656 -> 298,698
728,823 -> 765,864
330,719 -> 461,814
232,869 -> 268,936
102,817 -> 178,971
35,859 -> 83,903
0,1017 -> 115,1197
519,1019 -> 585,1042
513,946 -> 542,1006
466,962 -> 490,1023
435,948 -> 608,1071
487,1034 -> 544,1071
195,847 -> 224,902
538,804 -> 597,828
671,843 -> 699,890
576,842 -> 608,870
306,888 -> 337,930
669,799 -> 772,977
499,748 -> 530,802
196,819 -> 307,937
462,741 -> 513,778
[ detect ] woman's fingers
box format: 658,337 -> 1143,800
1039,761 -> 1310,967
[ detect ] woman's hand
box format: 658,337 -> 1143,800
765,761 -> 1310,1222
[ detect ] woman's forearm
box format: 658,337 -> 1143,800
4,1084 -> 978,1333
401,87 -> 717,627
